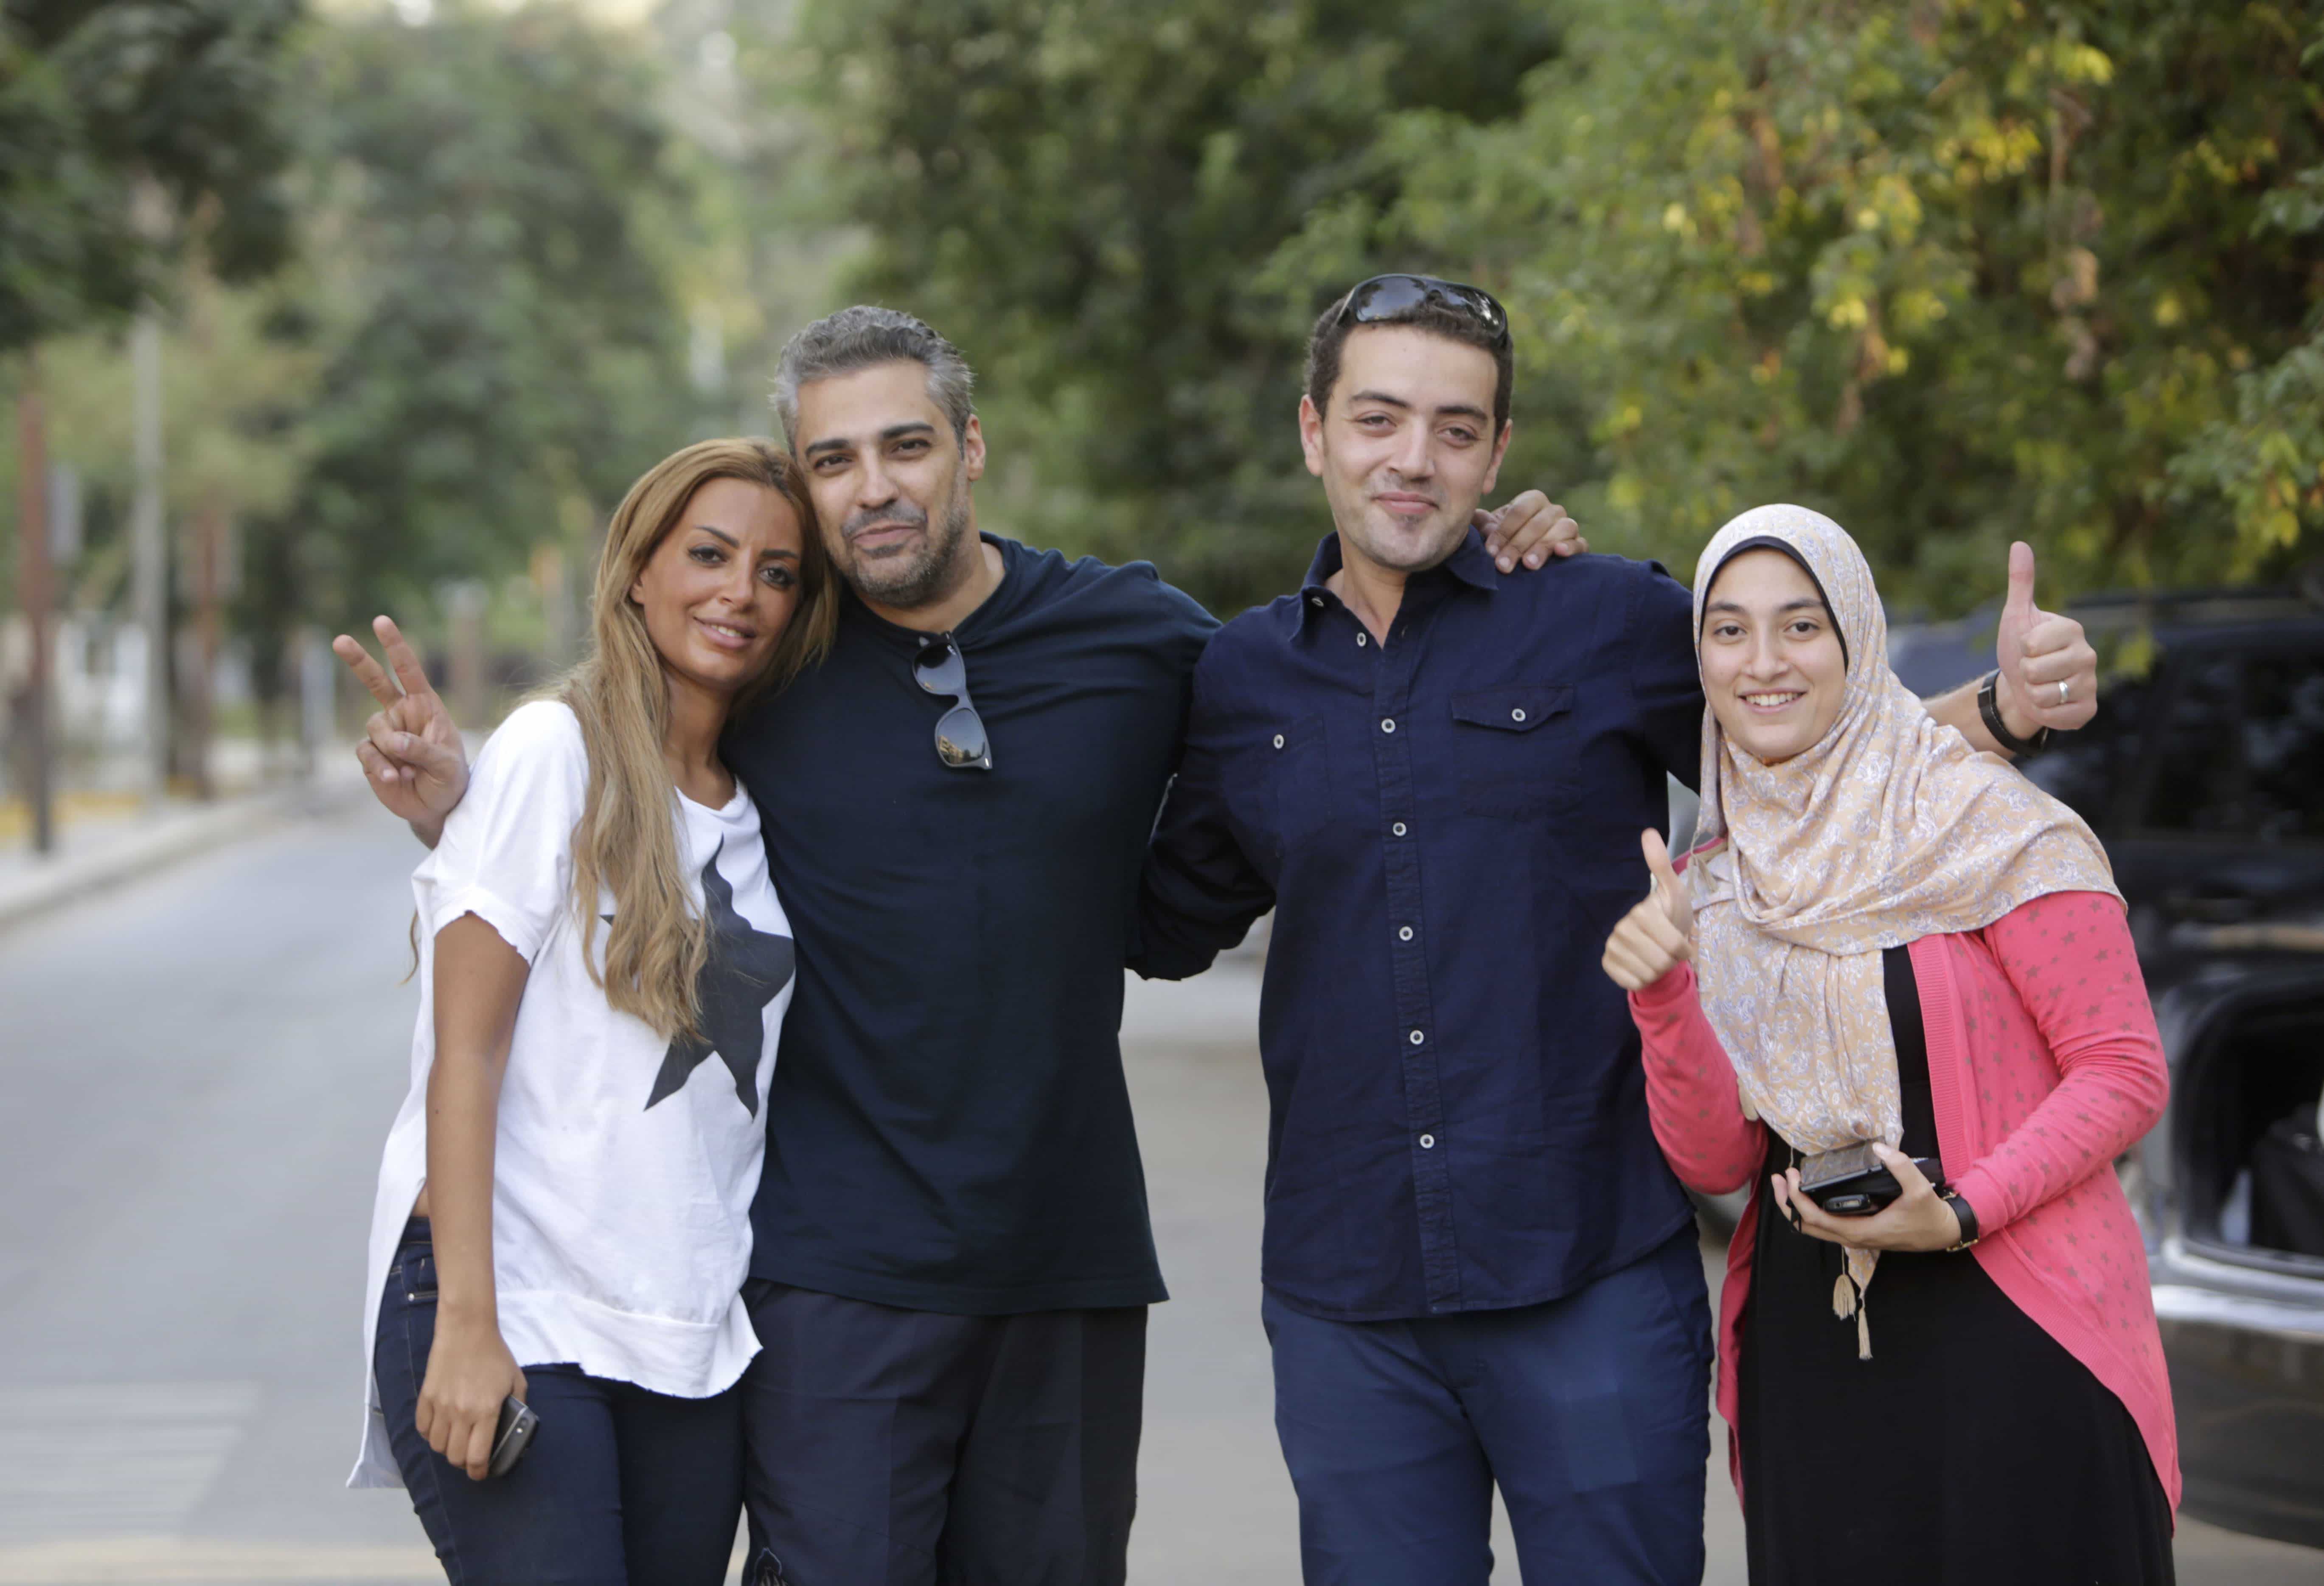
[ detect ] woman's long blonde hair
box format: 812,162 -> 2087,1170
559,437 -> 837,1038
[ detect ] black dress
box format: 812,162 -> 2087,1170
1738,948 -> 2174,1585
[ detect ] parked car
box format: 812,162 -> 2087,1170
1894,587 -> 2324,1549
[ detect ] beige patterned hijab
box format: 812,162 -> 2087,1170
1681,506 -> 2119,1347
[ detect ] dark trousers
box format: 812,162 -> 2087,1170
374,1220 -> 744,1586
736,1280 -> 1145,1586
1265,1229 -> 1713,1586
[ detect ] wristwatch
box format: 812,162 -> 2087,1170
1977,671 -> 2052,757
1940,1190 -> 1981,1251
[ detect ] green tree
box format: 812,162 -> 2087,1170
0,0 -> 301,352
1308,0 -> 2324,603
805,0 -> 1558,614
278,3 -> 694,629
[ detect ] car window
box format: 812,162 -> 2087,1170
2025,678 -> 2150,829
2142,656 -> 2243,835
2242,650 -> 2324,843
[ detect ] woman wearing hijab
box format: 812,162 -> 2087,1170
1600,505 -> 2177,1583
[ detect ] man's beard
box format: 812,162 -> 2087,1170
1352,513 -> 1465,572
839,482 -> 974,610
1341,484 -> 1468,574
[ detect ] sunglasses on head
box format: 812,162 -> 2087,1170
914,633 -> 992,772
1330,274 -> 1511,351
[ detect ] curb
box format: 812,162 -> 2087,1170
0,779 -> 366,936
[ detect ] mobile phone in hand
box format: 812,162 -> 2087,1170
488,1395 -> 539,1478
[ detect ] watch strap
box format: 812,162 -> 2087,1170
1942,1190 -> 1981,1251
1977,671 -> 2052,758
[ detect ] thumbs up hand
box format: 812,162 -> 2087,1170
1603,829 -> 1698,992
1993,541 -> 2098,738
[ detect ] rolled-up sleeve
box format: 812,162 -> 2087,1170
413,701 -> 589,962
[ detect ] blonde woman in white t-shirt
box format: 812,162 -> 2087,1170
337,439 -> 836,1585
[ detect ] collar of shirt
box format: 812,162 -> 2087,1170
1295,527 -> 1502,636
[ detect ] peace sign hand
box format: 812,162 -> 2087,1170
1601,829 -> 1697,991
332,615 -> 469,846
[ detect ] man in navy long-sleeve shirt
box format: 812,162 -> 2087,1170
1131,275 -> 2099,1584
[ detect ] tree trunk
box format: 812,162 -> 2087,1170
15,351 -> 54,855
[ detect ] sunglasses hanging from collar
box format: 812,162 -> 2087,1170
914,633 -> 992,771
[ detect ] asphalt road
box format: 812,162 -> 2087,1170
0,806 -> 2317,1583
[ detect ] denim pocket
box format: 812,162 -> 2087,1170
393,1249 -> 438,1303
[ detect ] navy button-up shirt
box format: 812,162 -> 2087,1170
1133,530 -> 1706,1321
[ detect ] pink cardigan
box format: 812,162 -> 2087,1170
1627,889 -> 2180,1510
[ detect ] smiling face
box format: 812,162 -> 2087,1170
1698,547 -> 1849,763
1300,324 -> 1510,576
793,359 -> 985,613
628,476 -> 807,700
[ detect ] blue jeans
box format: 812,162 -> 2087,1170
374,1219 -> 743,1586
1264,1229 -> 1713,1586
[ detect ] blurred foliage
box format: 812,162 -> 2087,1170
1328,0 -> 2324,603
820,0 -> 2324,614
34,269 -> 317,602
15,0 -> 2319,737
0,0 -> 301,352
9,2 -> 734,736
653,0 -> 864,441
804,0 -> 1560,616
276,4 -> 692,633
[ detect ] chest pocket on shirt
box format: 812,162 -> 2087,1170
1262,711 -> 1333,851
1449,684 -> 1574,819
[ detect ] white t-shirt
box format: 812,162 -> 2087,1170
349,701 -> 792,1488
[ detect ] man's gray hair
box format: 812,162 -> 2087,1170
771,306 -> 976,450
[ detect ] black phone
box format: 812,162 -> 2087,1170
1798,1143 -> 1944,1217
488,1395 -> 540,1478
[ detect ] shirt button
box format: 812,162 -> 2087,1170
1272,734 -> 1285,749
1419,1133 -> 1436,1149
1310,595 -> 1324,607
1409,1029 -> 1425,1046
1398,925 -> 1415,942
1511,707 -> 1527,723
1381,717 -> 1397,734
1356,633 -> 1368,647
1391,821 -> 1408,837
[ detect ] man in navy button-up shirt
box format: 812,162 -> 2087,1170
1132,276 -> 2097,1584
1149,524 -> 1704,1322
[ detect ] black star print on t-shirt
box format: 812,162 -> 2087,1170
644,842 -> 794,1115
